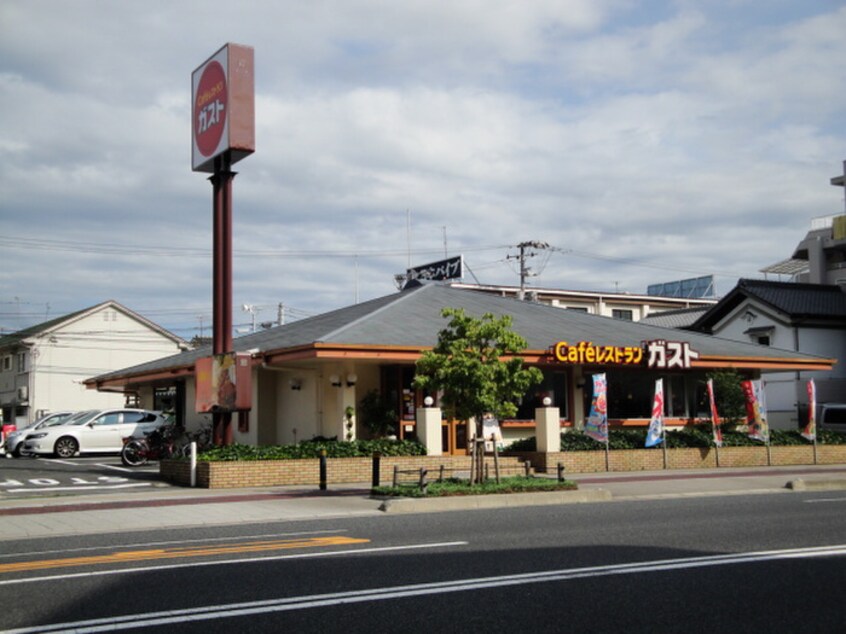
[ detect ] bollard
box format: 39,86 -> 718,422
557,462 -> 565,483
372,451 -> 381,488
319,449 -> 327,491
190,441 -> 197,488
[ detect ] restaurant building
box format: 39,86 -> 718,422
86,283 -> 835,454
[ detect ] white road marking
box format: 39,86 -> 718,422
2,544 -> 844,633
803,497 -> 846,503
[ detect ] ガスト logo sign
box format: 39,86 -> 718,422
194,61 -> 227,157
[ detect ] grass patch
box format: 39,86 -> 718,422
372,476 -> 578,498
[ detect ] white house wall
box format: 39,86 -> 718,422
23,307 -> 183,422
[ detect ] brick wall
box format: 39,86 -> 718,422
159,446 -> 846,487
160,455 -> 530,488
510,445 -> 846,474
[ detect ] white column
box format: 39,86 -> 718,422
536,406 -> 561,453
417,406 -> 443,456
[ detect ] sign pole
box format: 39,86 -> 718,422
211,153 -> 236,445
192,44 -> 254,447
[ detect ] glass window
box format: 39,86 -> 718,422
122,411 -> 148,424
514,370 -> 568,420
16,353 -> 26,372
612,309 -> 634,321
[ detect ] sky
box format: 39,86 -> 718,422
1,0 -> 845,340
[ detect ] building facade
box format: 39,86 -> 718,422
1,301 -> 186,426
87,284 -> 833,454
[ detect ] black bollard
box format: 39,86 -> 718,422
557,462 -> 565,483
319,449 -> 327,491
372,451 -> 381,488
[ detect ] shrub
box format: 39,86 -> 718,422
373,476 -> 577,498
196,438 -> 427,461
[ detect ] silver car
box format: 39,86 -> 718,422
3,411 -> 75,457
22,409 -> 168,458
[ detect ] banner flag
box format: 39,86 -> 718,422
707,379 -> 723,448
741,379 -> 770,443
585,373 -> 608,443
645,379 -> 664,447
801,379 -> 816,442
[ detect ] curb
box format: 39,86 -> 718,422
376,488 -> 612,513
786,478 -> 846,491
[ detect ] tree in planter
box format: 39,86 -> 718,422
413,307 -> 542,484
705,369 -> 747,429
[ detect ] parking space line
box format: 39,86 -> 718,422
6,483 -> 152,493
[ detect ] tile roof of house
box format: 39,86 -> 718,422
692,279 -> 846,331
89,283 -> 830,385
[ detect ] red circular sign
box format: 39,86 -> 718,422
194,61 -> 228,157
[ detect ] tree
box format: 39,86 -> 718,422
706,369 -> 747,429
413,307 -> 542,483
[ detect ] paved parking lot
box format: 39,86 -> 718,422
0,454 -> 171,499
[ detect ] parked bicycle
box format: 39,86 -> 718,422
120,423 -> 181,467
178,424 -> 213,457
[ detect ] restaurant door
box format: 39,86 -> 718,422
441,419 -> 469,455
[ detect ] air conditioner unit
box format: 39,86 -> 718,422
17,386 -> 28,401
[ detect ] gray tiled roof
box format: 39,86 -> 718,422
91,282 -> 827,383
693,279 -> 846,331
639,307 -> 710,329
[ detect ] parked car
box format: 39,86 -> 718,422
22,409 -> 169,458
3,411 -> 76,457
820,403 -> 846,434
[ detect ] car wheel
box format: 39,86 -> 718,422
12,444 -> 23,458
54,436 -> 79,459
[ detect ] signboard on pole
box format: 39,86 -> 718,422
192,43 -> 255,172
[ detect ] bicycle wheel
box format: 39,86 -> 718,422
121,439 -> 149,467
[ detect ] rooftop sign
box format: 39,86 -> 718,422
552,340 -> 700,369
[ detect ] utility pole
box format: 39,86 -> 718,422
277,302 -> 285,326
507,241 -> 549,299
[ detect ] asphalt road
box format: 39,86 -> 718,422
0,454 -> 168,499
1,491 -> 844,632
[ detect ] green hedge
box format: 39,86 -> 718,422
196,438 -> 427,462
506,427 -> 846,452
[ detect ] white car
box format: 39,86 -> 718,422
22,409 -> 168,458
3,411 -> 76,457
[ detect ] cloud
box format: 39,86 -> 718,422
1,0 -> 844,335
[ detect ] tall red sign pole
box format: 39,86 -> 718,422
192,44 -> 255,445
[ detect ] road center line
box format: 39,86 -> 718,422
0,541 -> 470,587
0,529 -> 348,560
3,544 -> 844,633
0,536 -> 370,574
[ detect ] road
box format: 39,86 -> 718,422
0,454 -> 166,499
1,491 -> 844,632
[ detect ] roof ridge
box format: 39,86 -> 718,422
317,284 -> 428,342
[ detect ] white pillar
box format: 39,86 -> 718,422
536,406 -> 561,453
417,406 -> 443,456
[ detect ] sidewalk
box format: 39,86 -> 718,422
1,465 -> 845,541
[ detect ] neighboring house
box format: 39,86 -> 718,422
449,282 -> 716,322
87,283 -> 832,454
690,279 -> 846,429
0,301 -> 187,426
